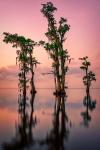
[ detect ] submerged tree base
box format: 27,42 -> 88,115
53,90 -> 66,96
30,90 -> 37,94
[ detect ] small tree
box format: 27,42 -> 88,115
40,2 -> 71,95
79,56 -> 96,93
3,32 -> 38,108
80,56 -> 96,127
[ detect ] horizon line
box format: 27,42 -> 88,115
0,87 -> 100,89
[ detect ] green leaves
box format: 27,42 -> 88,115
19,53 -> 27,61
41,2 -> 71,92
44,42 -> 58,52
58,50 -> 69,58
79,56 -> 88,60
79,56 -> 96,87
87,71 -> 96,82
41,2 -> 57,16
58,18 -> 70,36
82,61 -> 91,67
38,40 -> 45,46
3,32 -> 36,50
80,56 -> 91,72
83,71 -> 96,87
3,32 -> 39,98
59,17 -> 67,24
80,66 -> 87,70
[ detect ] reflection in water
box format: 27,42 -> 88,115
40,94 -> 71,150
81,90 -> 96,127
0,89 -> 100,150
2,93 -> 37,150
2,92 -> 71,150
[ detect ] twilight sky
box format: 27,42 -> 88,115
0,0 -> 100,88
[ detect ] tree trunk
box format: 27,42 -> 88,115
61,58 -> 65,93
55,56 -> 61,94
59,42 -> 66,94
23,64 -> 26,110
30,53 -> 36,94
86,68 -> 90,96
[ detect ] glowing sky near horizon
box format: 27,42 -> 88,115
0,0 -> 100,88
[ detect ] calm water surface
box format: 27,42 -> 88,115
0,89 -> 100,150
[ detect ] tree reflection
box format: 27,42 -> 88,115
40,94 -> 71,150
81,90 -> 96,127
2,93 -> 37,150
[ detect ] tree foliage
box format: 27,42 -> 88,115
40,2 -> 71,94
79,56 -> 96,91
3,32 -> 39,108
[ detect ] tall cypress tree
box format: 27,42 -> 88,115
3,32 -> 39,109
40,2 -> 71,95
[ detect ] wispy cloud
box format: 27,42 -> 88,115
0,65 -> 18,80
0,64 -> 83,81
68,67 -> 82,76
0,64 -> 98,88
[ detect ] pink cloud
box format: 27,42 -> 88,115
0,65 -> 18,80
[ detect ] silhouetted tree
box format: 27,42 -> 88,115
79,56 -> 96,94
3,32 -> 39,108
40,2 -> 71,95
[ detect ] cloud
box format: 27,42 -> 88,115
0,65 -> 18,80
0,64 -> 99,88
0,65 -> 82,81
0,65 -> 53,88
68,67 -> 82,76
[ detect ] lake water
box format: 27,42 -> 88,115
0,88 -> 100,150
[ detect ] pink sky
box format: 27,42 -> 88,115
0,0 -> 100,88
